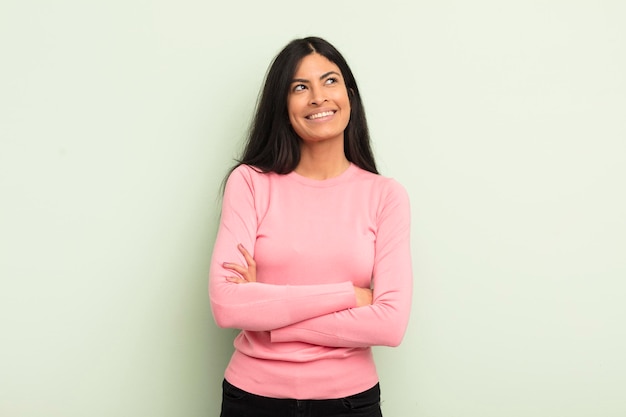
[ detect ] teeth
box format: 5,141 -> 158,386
308,111 -> 334,120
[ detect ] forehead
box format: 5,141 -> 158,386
293,53 -> 342,78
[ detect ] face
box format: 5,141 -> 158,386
287,53 -> 351,145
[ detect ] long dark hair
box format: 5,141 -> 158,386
230,36 -> 378,177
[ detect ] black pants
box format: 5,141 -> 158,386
220,379 -> 383,417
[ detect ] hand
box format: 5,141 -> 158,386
223,244 -> 257,284
354,286 -> 373,307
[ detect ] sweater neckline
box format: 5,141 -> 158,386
286,163 -> 358,187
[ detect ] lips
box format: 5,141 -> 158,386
306,110 -> 336,120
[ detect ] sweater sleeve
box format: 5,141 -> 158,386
208,166 -> 357,331
270,180 -> 412,347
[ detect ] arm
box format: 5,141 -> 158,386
208,166 -> 357,331
270,180 -> 412,347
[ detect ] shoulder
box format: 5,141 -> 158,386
353,166 -> 410,202
351,168 -> 411,223
221,166 -> 269,203
228,164 -> 265,180
226,164 -> 272,188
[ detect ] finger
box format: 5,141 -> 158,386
223,262 -> 247,275
226,276 -> 247,284
237,244 -> 256,268
223,265 -> 251,282
237,244 -> 256,283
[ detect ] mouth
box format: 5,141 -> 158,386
306,110 -> 336,120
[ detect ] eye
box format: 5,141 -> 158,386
325,77 -> 338,85
292,83 -> 307,92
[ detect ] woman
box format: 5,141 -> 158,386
209,36 -> 412,417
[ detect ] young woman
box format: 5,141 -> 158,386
209,36 -> 412,417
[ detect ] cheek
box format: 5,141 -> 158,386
286,104 -> 298,125
341,97 -> 351,123
288,97 -> 305,117
336,91 -> 350,110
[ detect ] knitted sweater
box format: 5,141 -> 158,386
209,163 -> 412,399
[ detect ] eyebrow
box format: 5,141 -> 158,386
291,71 -> 341,84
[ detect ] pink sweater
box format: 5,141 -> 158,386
209,163 -> 412,399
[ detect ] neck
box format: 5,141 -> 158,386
295,140 -> 350,180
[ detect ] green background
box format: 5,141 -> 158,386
1,1 -> 625,416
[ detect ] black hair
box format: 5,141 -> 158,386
229,36 -> 378,178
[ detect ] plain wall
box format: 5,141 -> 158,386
1,1 -> 625,416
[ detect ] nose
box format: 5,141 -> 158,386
309,86 -> 327,106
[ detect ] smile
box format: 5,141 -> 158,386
307,111 -> 335,120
